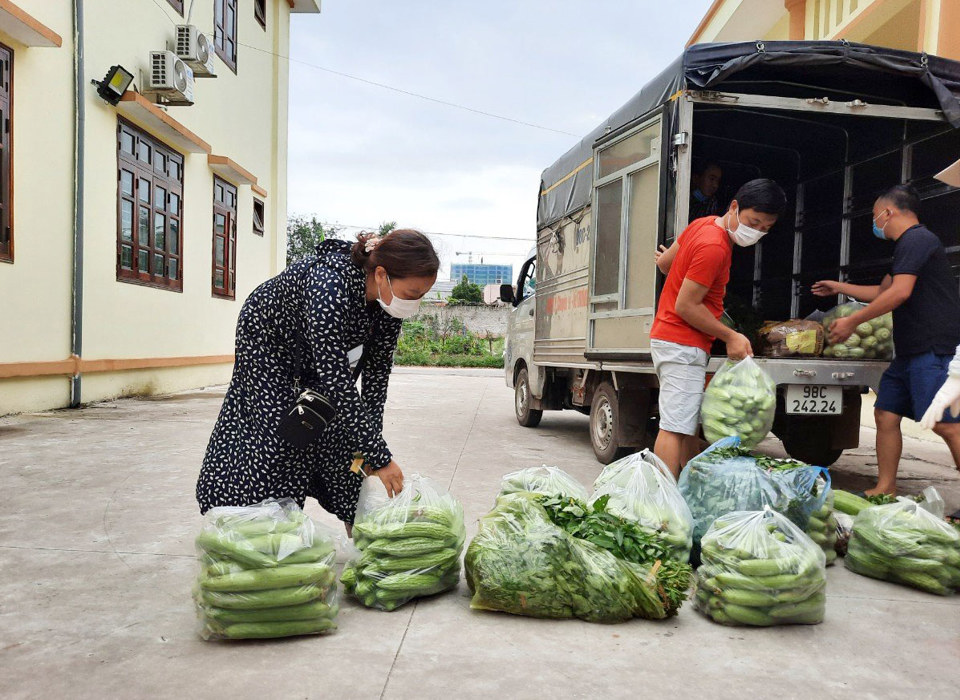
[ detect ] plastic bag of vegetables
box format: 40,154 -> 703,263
342,474 -> 465,611
700,357 -> 776,448
498,465 -> 589,502
194,498 -> 339,640
804,477 -> 838,566
679,438 -> 830,549
757,320 -> 824,358
821,301 -> 893,360
590,450 -> 694,563
695,508 -> 826,626
464,492 -> 690,622
845,488 -> 960,595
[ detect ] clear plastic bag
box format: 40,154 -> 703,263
194,498 -> 339,640
498,465 -> 589,502
342,474 -> 465,611
845,487 -> 960,595
464,492 -> 683,622
757,320 -> 825,358
821,301 -> 893,360
700,357 -> 776,448
590,450 -> 694,563
803,476 -> 838,566
694,508 -> 826,626
678,438 -> 830,548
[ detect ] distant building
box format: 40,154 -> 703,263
451,263 -> 513,286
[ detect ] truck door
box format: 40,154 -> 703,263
588,116 -> 664,355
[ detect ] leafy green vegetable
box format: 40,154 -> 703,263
542,494 -> 669,566
678,439 -> 829,548
465,492 -> 691,623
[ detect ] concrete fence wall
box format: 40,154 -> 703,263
415,305 -> 511,337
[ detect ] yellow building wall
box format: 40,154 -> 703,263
0,2 -> 75,412
694,0 -> 959,60
765,13 -> 791,40
0,0 -> 296,415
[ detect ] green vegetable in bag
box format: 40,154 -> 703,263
821,302 -> 893,360
589,450 -> 694,563
194,498 -> 339,640
700,358 -> 776,448
342,474 -> 465,611
844,488 -> 960,595
464,489 -> 691,623
694,509 -> 826,627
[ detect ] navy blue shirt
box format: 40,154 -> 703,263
890,224 -> 960,357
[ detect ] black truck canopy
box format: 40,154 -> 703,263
537,41 -> 960,230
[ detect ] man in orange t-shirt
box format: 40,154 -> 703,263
651,179 -> 786,476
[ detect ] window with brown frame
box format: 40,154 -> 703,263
166,0 -> 184,14
0,44 -> 12,263
117,120 -> 184,291
212,177 -> 238,299
214,0 -> 238,73
255,0 -> 267,30
252,198 -> 265,236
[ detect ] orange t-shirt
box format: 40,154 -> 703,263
650,217 -> 732,353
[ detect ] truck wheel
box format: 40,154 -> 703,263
780,437 -> 843,468
514,367 -> 542,427
590,382 -> 628,464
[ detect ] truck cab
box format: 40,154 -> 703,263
503,41 -> 960,466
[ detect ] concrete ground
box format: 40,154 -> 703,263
1,367 -> 959,700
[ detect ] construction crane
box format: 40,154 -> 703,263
455,251 -> 483,264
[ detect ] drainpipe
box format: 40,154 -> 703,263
70,0 -> 85,407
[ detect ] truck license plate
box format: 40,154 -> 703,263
786,385 -> 843,415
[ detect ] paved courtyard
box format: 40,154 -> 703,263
1,367 -> 959,699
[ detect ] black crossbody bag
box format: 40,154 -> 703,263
277,340 -> 368,450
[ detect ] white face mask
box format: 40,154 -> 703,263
378,274 -> 421,319
726,208 -> 767,247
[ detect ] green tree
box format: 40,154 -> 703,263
378,221 -> 397,236
286,216 -> 343,265
449,274 -> 483,303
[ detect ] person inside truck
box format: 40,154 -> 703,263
814,184 -> 960,497
655,161 -> 725,273
689,160 -> 724,221
651,178 -> 787,476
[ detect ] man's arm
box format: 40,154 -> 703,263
848,275 -> 915,323
828,275 -> 916,343
675,278 -> 753,359
812,277 -> 887,302
656,241 -> 680,275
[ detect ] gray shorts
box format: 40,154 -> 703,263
651,339 -> 709,436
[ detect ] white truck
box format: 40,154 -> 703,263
501,41 -> 960,465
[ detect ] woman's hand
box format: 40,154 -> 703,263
375,460 -> 404,497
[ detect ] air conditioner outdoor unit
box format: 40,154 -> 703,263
175,25 -> 216,78
149,50 -> 195,105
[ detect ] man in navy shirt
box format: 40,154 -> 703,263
814,185 -> 960,495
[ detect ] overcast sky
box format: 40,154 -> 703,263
287,0 -> 714,278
